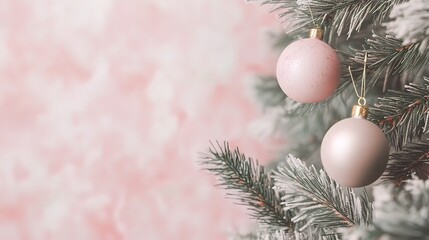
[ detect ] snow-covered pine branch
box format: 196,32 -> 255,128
201,142 -> 293,229
273,155 -> 372,237
343,179 -> 429,239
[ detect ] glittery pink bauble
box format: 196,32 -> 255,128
276,38 -> 340,103
320,117 -> 390,187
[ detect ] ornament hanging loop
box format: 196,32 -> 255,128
358,97 -> 366,106
349,51 -> 369,118
348,51 -> 368,105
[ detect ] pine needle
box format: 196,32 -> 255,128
343,179 -> 429,239
369,77 -> 429,150
200,142 -> 293,229
384,139 -> 429,185
273,155 -> 372,235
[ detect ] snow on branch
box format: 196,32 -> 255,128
273,155 -> 372,236
201,142 -> 293,229
385,0 -> 429,53
369,78 -> 429,150
384,139 -> 429,185
343,179 -> 429,239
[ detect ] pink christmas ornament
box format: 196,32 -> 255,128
276,28 -> 340,103
321,105 -> 390,187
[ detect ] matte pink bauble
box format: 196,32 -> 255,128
276,37 -> 340,103
320,107 -> 390,187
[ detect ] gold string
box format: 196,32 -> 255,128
362,51 -> 367,98
308,5 -> 317,27
348,66 -> 360,98
320,13 -> 327,26
348,52 -> 368,106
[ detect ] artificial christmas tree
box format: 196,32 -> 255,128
202,0 -> 429,239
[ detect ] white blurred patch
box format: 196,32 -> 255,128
30,0 -> 115,70
190,28 -> 237,83
150,0 -> 182,11
0,223 -> 21,239
146,71 -> 174,104
0,29 -> 8,69
177,29 -> 238,119
33,0 -> 115,33
42,198 -> 70,231
146,72 -> 178,144
0,151 -> 47,192
149,109 -> 178,144
84,194 -> 110,211
35,60 -> 109,147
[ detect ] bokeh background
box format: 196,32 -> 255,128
0,0 -> 281,239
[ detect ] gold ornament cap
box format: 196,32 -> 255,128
309,27 -> 324,40
351,105 -> 368,119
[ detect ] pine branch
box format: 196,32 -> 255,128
201,142 -> 293,229
297,0 -> 404,38
251,0 -> 405,38
231,232 -> 259,240
342,32 -> 429,90
258,230 -> 296,240
273,155 -> 372,235
369,78 -> 429,150
359,33 -> 429,86
231,230 -> 295,240
384,139 -> 429,185
343,179 -> 429,240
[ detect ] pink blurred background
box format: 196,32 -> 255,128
0,1 -> 280,239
